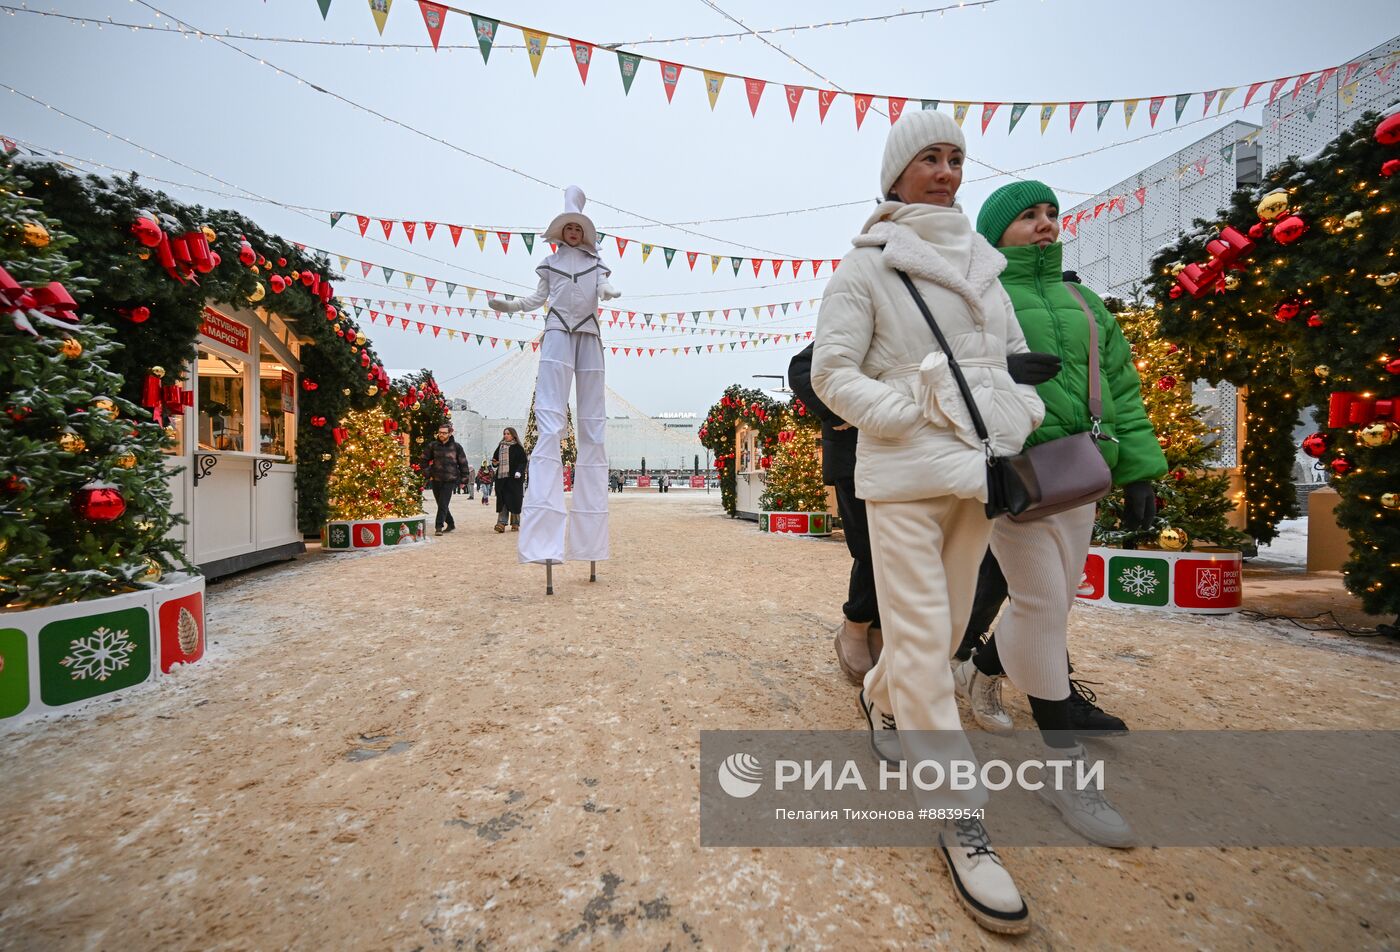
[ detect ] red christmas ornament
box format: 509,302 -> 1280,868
1306,314 -> 1324,328
1273,215 -> 1307,244
277,257 -> 287,268
301,379 -> 319,391
1166,343 -> 1180,354
1248,222 -> 1267,240
760,456 -> 772,469
4,474 -> 25,494
130,216 -> 162,248
1302,432 -> 1329,458
6,405 -> 29,422
72,484 -> 126,522
1274,301 -> 1300,322
1376,112 -> 1400,146
1330,456 -> 1353,476
325,303 -> 337,321
129,305 -> 151,324
1387,357 -> 1400,375
311,416 -> 327,427
270,275 -> 286,294
1155,375 -> 1177,391
208,251 -> 221,269
238,242 -> 256,267
1172,469 -> 1186,482
1168,284 -> 1184,299
1382,159 -> 1400,177
301,271 -> 316,288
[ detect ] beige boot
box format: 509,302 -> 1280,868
868,626 -> 884,665
834,619 -> 875,685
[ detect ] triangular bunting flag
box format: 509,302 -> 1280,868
356,214 -> 370,236
1068,102 -> 1085,131
568,38 -> 593,84
731,257 -> 742,276
405,274 -> 416,289
818,89 -> 837,123
922,100 -> 940,110
448,224 -> 463,246
419,2 -> 447,50
1342,61 -> 1362,87
402,221 -> 417,242
361,261 -> 372,277
521,232 -> 535,253
711,255 -> 721,274
1292,73 -> 1312,99
615,236 -> 629,256
473,228 -> 486,251
1218,87 -> 1236,112
330,211 -> 345,228
368,0 -> 392,36
703,70 -> 725,110
1313,67 -> 1337,95
1267,78 -> 1288,105
1147,96 -> 1165,127
1243,82 -> 1265,108
784,84 -> 804,120
1173,94 -> 1190,122
317,0 -> 332,19
1122,99 -> 1139,128
659,61 -> 682,103
640,244 -> 653,264
380,219 -> 394,239
1201,89 -> 1218,115
1008,102 -> 1029,132
1093,101 -> 1110,130
854,94 -> 873,129
686,251 -> 699,271
954,102 -> 971,126
338,255 -> 350,271
741,77 -> 766,116
981,102 -> 1002,133
888,96 -> 907,125
617,52 -> 641,94
470,15 -> 498,63
1039,103 -> 1057,133
1340,80 -> 1360,106
497,231 -> 511,253
1134,186 -> 1147,206
751,259 -> 762,277
522,29 -> 549,76
382,266 -> 395,282
771,260 -> 782,276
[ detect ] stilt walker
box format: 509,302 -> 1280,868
489,186 -> 618,591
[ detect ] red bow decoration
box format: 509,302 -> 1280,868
1175,225 -> 1255,298
1328,392 -> 1397,428
311,415 -> 327,427
383,419 -> 398,433
332,426 -> 349,445
0,266 -> 79,325
161,385 -> 193,417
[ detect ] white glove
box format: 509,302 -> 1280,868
599,281 -> 621,302
488,298 -> 518,313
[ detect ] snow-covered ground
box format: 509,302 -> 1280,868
1251,517 -> 1307,567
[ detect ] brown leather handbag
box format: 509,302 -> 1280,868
896,273 -> 1112,521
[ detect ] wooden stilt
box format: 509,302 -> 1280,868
590,560 -> 597,583
546,562 -> 554,596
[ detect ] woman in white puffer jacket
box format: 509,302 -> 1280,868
811,110 -> 1044,936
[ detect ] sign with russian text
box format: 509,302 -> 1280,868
199,307 -> 250,354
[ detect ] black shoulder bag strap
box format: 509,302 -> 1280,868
894,270 -> 995,459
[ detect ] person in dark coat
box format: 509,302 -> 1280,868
789,342 -> 881,684
491,427 -> 528,533
421,423 -> 468,535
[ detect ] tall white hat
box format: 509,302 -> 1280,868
543,185 -> 598,247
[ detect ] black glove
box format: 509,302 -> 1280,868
1007,351 -> 1062,385
1122,481 -> 1157,531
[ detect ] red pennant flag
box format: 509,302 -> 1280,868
1068,102 -> 1086,132
403,221 -> 417,243
853,93 -> 873,129
1093,202 -> 1107,219
1314,67 -> 1338,95
380,220 -> 394,239
785,84 -> 805,120
1267,78 -> 1288,105
1134,187 -> 1147,206
830,259 -> 840,272
686,251 -> 699,270
425,277 -> 436,293
1062,216 -> 1078,238
448,224 -> 463,246
744,77 -> 766,116
369,310 -> 379,323
888,97 -> 907,125
659,61 -> 682,103
424,221 -> 437,240
624,348 -> 632,356
791,260 -> 801,277
818,89 -> 838,123
569,38 -> 593,84
771,259 -> 782,276
1292,73 -> 1312,99
615,236 -> 630,256
1242,82 -> 1266,108
415,322 -> 426,334
361,261 -> 372,278
497,231 -> 511,253
811,260 -> 822,276
356,215 -> 370,236
751,258 -> 763,277
432,325 -> 441,337
400,318 -> 409,329
418,2 -> 447,50
610,347 -> 618,355
1342,62 -> 1362,87
1148,96 -> 1165,127
981,102 -> 1001,134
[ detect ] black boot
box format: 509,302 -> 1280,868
1067,678 -> 1128,735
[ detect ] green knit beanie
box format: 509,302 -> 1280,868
975,180 -> 1060,245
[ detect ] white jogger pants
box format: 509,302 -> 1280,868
518,329 -> 609,564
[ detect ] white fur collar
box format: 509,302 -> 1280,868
853,217 -> 1005,322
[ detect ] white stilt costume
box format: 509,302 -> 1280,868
489,186 -> 618,569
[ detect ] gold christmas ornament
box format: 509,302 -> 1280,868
1359,422 -> 1398,447
1224,274 -> 1241,290
58,430 -> 86,453
0,537 -> 7,558
21,221 -> 51,247
138,558 -> 163,583
291,270 -> 300,281
114,452 -> 138,469
247,281 -> 266,303
177,607 -> 200,655
163,425 -> 178,442
93,398 -> 119,419
1314,365 -> 1331,379
355,332 -> 367,346
367,385 -> 379,396
59,338 -> 83,359
1158,527 -> 1188,551
1342,211 -> 1363,229
320,453 -> 333,462
1169,262 -> 1186,276
1380,493 -> 1399,510
332,323 -> 342,334
202,225 -> 217,243
150,365 -> 167,379
1256,189 -> 1290,221
1376,272 -> 1399,288
137,251 -> 152,261
342,388 -> 351,396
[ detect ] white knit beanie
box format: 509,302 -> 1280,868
879,109 -> 968,197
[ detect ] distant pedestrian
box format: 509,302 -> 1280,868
422,423 -> 468,536
491,427 -> 528,533
477,461 -> 494,505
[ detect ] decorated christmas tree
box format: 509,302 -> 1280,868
390,368 -> 450,487
524,393 -> 577,468
1,156 -> 187,608
759,403 -> 825,513
325,407 -> 422,521
1093,305 -> 1248,551
699,384 -> 783,516
1154,108 -> 1400,615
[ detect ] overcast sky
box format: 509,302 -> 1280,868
3,0 -> 1397,413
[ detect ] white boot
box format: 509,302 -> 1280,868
952,657 -> 1014,735
1038,744 -> 1134,848
857,688 -> 902,764
938,816 -> 1030,935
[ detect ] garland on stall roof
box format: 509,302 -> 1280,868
699,384 -> 785,517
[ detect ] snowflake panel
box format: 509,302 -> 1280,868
1107,556 -> 1170,607
38,607 -> 152,707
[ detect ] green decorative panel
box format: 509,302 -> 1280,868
1107,555 -> 1170,607
39,607 -> 152,707
0,628 -> 29,719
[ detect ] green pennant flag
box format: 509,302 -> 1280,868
921,100 -> 939,110
781,302 -> 789,314
1095,100 -> 1112,130
381,266 -> 395,282
522,232 -> 535,254
1220,143 -> 1234,163
352,304 -> 363,317
445,282 -> 456,297
663,247 -> 676,268
475,334 -> 483,344
617,52 -> 641,94
731,256 -> 742,275
330,211 -> 345,228
518,340 -> 527,350
471,15 -> 498,63
1304,102 -> 1319,122
644,313 -> 653,326
1008,103 -> 1029,132
1174,93 -> 1190,123
317,0 -> 332,19
692,311 -> 701,323
739,308 -> 747,319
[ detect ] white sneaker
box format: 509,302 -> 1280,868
1038,745 -> 1135,848
952,657 -> 1014,735
857,688 -> 902,764
939,816 -> 1030,935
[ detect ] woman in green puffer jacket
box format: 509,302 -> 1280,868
951,180 -> 1166,842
